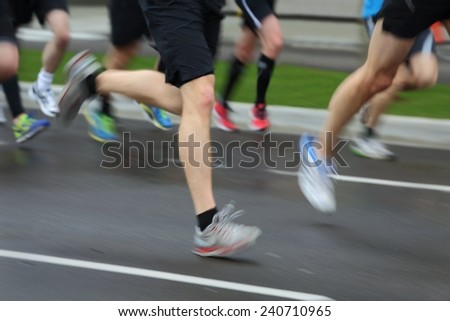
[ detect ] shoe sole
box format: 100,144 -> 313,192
57,75 -> 91,125
16,125 -> 49,144
249,124 -> 270,132
192,231 -> 262,257
58,51 -> 102,125
298,168 -> 336,214
349,144 -> 396,161
64,50 -> 94,80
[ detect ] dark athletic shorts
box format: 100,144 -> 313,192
379,0 -> 450,38
365,15 -> 436,59
0,0 -> 16,43
12,0 -> 69,27
138,0 -> 224,88
109,0 -> 150,47
235,0 -> 275,31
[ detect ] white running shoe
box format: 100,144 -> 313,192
28,83 -> 60,117
298,134 -> 336,213
350,136 -> 396,161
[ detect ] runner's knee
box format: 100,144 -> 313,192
235,41 -> 254,63
372,72 -> 394,94
182,77 -> 215,117
196,83 -> 215,114
54,29 -> 70,49
0,61 -> 17,80
0,45 -> 18,80
361,67 -> 394,95
263,33 -> 283,58
414,71 -> 438,89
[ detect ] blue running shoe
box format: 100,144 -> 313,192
13,113 -> 50,143
83,106 -> 118,143
297,134 -> 336,213
138,102 -> 173,130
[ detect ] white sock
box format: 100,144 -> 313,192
37,68 -> 54,91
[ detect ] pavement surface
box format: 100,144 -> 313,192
0,114 -> 449,300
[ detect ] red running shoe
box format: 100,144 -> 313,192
250,103 -> 270,131
213,99 -> 238,132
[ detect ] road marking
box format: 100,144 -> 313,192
0,249 -> 332,301
268,169 -> 450,193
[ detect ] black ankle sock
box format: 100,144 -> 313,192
365,126 -> 375,137
197,207 -> 218,231
86,72 -> 99,96
101,96 -> 111,116
256,54 -> 275,104
3,75 -> 25,118
222,56 -> 245,104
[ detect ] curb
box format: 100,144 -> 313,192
8,82 -> 450,151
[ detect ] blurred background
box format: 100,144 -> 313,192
15,0 -> 450,120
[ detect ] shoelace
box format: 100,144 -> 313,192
223,101 -> 234,113
46,90 -> 58,109
215,203 -> 244,224
254,107 -> 267,120
36,90 -> 49,105
18,115 -> 34,129
211,203 -> 247,241
366,137 -> 390,153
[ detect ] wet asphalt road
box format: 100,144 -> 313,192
0,114 -> 449,300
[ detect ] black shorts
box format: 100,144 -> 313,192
379,0 -> 450,38
13,0 -> 69,27
365,16 -> 436,59
109,0 -> 150,47
0,0 -> 16,43
235,0 -> 275,31
138,0 -> 224,88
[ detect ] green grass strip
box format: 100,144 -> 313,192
18,48 -> 450,119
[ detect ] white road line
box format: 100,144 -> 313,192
17,28 -> 108,42
0,249 -> 332,301
268,169 -> 450,193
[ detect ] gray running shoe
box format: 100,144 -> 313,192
193,202 -> 262,257
63,50 -> 102,81
57,50 -> 102,125
350,136 -> 396,161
